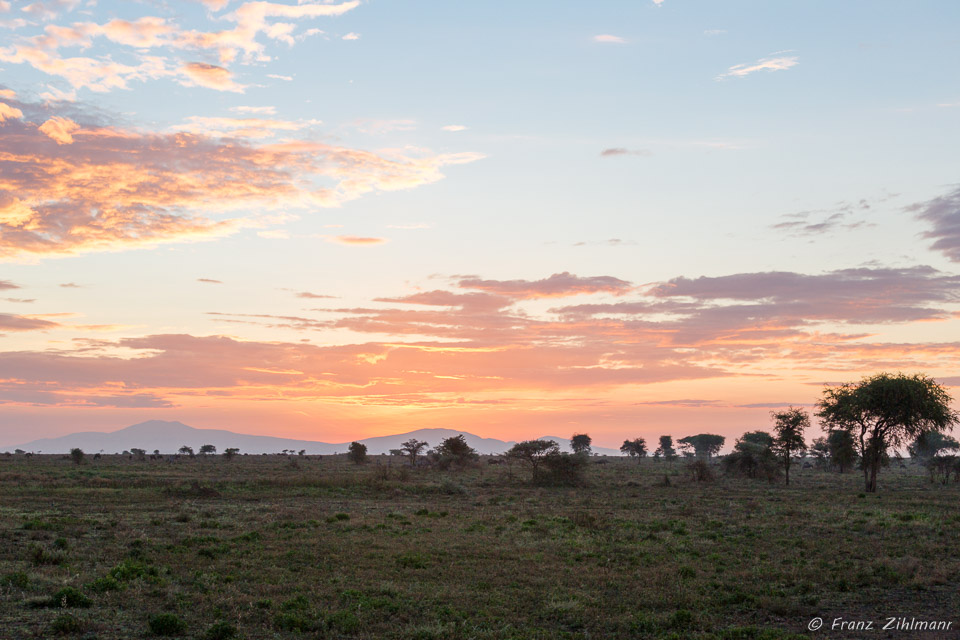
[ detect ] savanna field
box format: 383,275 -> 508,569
1,454 -> 958,640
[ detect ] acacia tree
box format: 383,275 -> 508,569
817,373 -> 958,492
507,440 -> 559,482
400,439 -> 429,466
771,407 -> 808,486
677,434 -> 725,460
654,435 -> 677,462
178,446 -> 194,457
199,444 -> 216,456
620,438 -> 647,462
570,434 -> 592,455
907,431 -> 960,461
223,448 -> 240,461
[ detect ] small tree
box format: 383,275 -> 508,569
654,435 -> 677,462
130,448 -> 146,461
810,437 -> 830,469
223,448 -> 240,460
677,434 -> 725,460
620,438 -> 647,462
433,435 -> 478,469
70,448 -> 85,465
817,373 -> 958,492
771,407 -> 808,485
400,439 -> 428,466
507,440 -> 559,482
199,444 -> 216,456
178,446 -> 194,457
722,432 -> 779,481
907,431 -> 960,461
347,442 -> 368,465
570,433 -> 592,455
826,429 -> 857,473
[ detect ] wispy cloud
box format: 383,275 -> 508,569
600,147 -> 652,157
593,34 -> 626,44
910,185 -> 960,262
197,278 -> 222,284
717,54 -> 798,80
323,235 -> 388,246
441,124 -> 467,132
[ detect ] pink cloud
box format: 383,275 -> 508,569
457,272 -> 633,299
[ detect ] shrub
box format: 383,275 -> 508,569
69,448 -> 84,465
148,613 -> 187,636
30,544 -> 65,566
50,587 -> 92,608
51,613 -> 87,634
87,576 -> 123,593
327,610 -> 361,633
687,459 -> 715,482
538,452 -> 589,487
0,572 -> 29,590
202,620 -> 238,640
723,437 -> 780,481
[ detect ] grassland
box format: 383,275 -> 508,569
1,453 -> 958,639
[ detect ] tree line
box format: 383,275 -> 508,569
47,372 -> 958,493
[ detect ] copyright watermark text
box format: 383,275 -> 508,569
808,617 -> 954,632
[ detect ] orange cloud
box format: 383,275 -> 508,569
38,115 -> 79,144
180,61 -> 245,92
0,99 -> 482,260
324,235 -> 388,246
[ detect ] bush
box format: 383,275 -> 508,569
70,448 -> 84,465
538,452 -> 589,487
49,587 -> 92,608
51,613 -> 87,635
0,572 -> 28,590
723,438 -> 780,481
202,620 -> 238,640
687,459 -> 715,482
148,613 -> 187,636
87,576 -> 123,593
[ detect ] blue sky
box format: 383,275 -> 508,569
0,0 -> 958,445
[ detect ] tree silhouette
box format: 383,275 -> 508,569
817,372 -> 958,492
826,429 -> 857,473
347,441 -> 368,464
400,439 -> 429,466
178,446 -> 194,457
908,431 -> 960,461
199,444 -> 216,456
677,434 -> 725,459
507,440 -> 559,481
654,435 -> 677,462
433,435 -> 478,469
619,438 -> 647,462
223,448 -> 240,460
771,407 -> 808,485
570,433 -> 592,455
70,448 -> 84,465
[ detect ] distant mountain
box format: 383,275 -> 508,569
1,420 -> 623,456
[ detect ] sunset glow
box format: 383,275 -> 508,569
1,0 -> 959,449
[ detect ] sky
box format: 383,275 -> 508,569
1,0 -> 959,449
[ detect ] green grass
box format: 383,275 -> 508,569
0,453 -> 957,638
